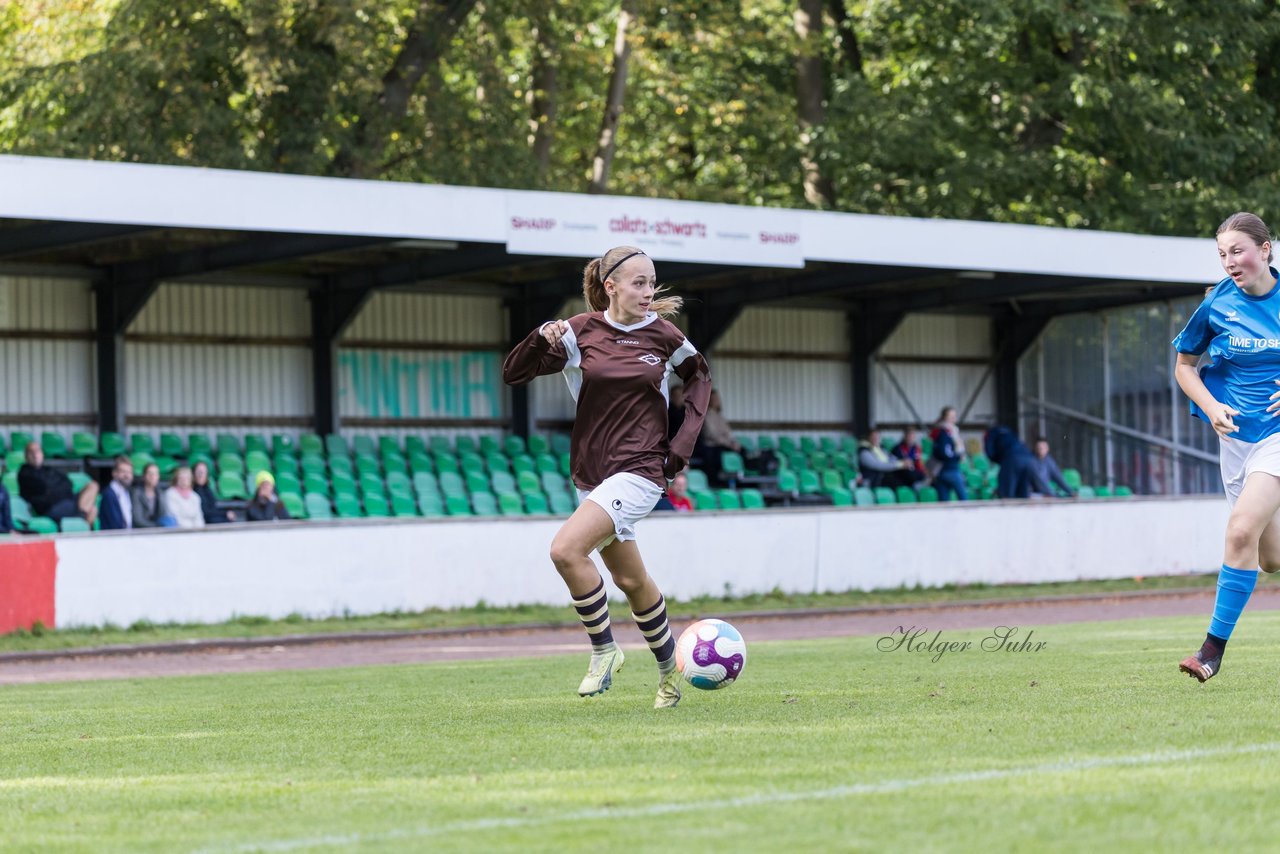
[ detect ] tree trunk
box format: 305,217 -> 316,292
331,0 -> 477,179
826,0 -> 864,77
528,14 -> 558,187
795,0 -> 836,208
588,0 -> 637,195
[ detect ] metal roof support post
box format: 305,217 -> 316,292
310,282 -> 376,437
847,309 -> 903,436
94,270 -> 162,436
993,314 -> 1052,430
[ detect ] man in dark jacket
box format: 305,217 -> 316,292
98,455 -> 134,530
983,426 -> 1051,499
18,442 -> 98,525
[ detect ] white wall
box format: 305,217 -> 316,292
48,497 -> 1227,628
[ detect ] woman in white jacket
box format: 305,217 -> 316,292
163,466 -> 206,529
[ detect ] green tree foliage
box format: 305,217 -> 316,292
4,0 -> 1280,236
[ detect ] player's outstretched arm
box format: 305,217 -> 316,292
502,320 -> 570,386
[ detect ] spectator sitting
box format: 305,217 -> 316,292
98,455 -> 134,530
891,427 -> 928,483
1031,437 -> 1076,498
984,425 -> 1051,499
928,405 -> 967,501
131,462 -> 167,528
693,388 -> 776,485
246,471 -> 290,522
163,466 -> 205,529
18,441 -> 98,526
0,480 -> 12,533
192,461 -> 235,523
667,471 -> 695,512
858,428 -> 919,490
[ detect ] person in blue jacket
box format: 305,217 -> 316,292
928,406 -> 967,501
983,425 -> 1050,499
1173,211 -> 1280,684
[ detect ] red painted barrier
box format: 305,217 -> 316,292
0,541 -> 57,633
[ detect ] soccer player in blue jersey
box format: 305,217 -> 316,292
1173,212 -> 1280,682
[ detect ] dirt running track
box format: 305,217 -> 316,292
3,588 -> 1278,685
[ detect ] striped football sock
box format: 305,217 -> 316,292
572,578 -> 616,651
633,594 -> 676,672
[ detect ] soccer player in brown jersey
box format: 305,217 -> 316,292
503,245 -> 711,708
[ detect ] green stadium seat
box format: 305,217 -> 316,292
895,486 -> 917,504
516,470 -> 542,495
820,469 -> 844,493
276,471 -> 302,495
1114,485 -> 1134,498
756,435 -> 776,452
491,470 -> 518,495
72,431 -> 98,457
465,470 -> 490,494
690,489 -> 717,510
360,471 -> 386,498
413,471 -> 440,497
130,452 -> 156,472
1062,468 -> 1083,490
716,489 -> 742,510
215,433 -> 239,456
280,492 -> 306,518
100,432 -> 126,456
535,454 -> 560,475
720,451 -> 745,485
26,516 -> 57,535
970,454 -> 991,472
156,456 -> 179,478
335,493 -> 363,518
539,471 -> 566,494
245,450 -> 272,475
503,435 -> 527,457
1094,485 -> 1113,498
305,492 -> 333,519
378,436 -> 401,458
918,485 -> 939,503
272,434 -> 297,457
364,494 -> 390,517
41,432 -> 68,459
391,493 -> 418,517
244,434 -> 269,456
874,486 -> 896,505
353,435 -> 377,458
218,452 -> 244,474
819,436 -> 838,454
455,435 -> 478,456
325,434 -> 349,458
799,436 -> 818,454
511,454 -> 536,476
438,471 -> 466,497
408,452 -> 433,474
808,451 -> 829,470
10,431 -> 32,453
558,452 -> 572,477
479,435 -> 501,456
777,470 -> 798,495
549,492 -> 575,515
405,436 -> 427,458
329,455 -> 355,477
798,470 -> 821,494
434,453 -> 460,475
419,492 -> 446,517
303,473 -> 330,496
685,469 -> 710,492
300,455 -> 327,477
738,434 -> 757,453
355,455 -> 381,477
524,492 -> 550,514
1077,485 -> 1096,500
550,434 -> 572,456
59,516 -> 91,534
429,435 -> 453,455
187,433 -> 213,457
299,433 -> 324,456
474,493 -> 501,516
829,487 -> 853,506
273,453 -> 300,475
444,494 -> 471,516
10,494 -> 30,525
159,433 -> 184,457
385,471 -> 412,496
2,470 -> 17,496
498,492 -> 525,516
459,452 -> 486,474
527,435 -> 550,456
740,488 -> 766,510
68,472 -> 92,493
218,472 -> 248,500
777,436 -> 798,455
486,452 -> 511,474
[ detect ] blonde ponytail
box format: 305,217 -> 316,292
582,245 -> 684,319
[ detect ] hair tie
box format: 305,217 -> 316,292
600,251 -> 646,283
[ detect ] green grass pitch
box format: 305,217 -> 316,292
3,611 -> 1280,852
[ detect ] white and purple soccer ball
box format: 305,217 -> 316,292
675,618 -> 746,690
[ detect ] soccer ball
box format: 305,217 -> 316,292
675,619 -> 746,690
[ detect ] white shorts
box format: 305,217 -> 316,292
1219,432 -> 1280,508
577,472 -> 664,545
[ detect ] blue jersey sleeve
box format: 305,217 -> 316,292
1172,292 -> 1217,355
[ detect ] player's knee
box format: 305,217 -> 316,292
609,570 -> 645,597
1224,519 -> 1258,555
548,537 -> 581,571
1261,555 -> 1280,574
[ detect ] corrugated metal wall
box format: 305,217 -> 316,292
339,292 -> 508,431
877,314 -> 995,428
0,276 -> 95,435
125,283 -> 312,432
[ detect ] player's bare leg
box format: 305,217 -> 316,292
600,538 -> 680,708
550,502 -> 625,696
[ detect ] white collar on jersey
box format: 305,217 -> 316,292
602,309 -> 659,332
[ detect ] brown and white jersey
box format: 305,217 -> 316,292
503,311 -> 711,490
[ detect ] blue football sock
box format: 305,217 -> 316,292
1207,564 -> 1259,641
